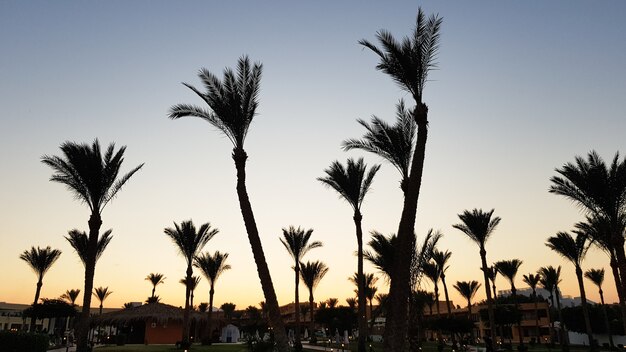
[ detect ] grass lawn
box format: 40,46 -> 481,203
96,343 -> 249,352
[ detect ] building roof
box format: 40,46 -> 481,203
94,303 -> 207,324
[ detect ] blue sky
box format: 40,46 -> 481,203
1,1 -> 625,309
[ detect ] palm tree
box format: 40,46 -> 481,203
546,232 -> 593,348
452,208 -> 500,348
454,280 -> 481,341
359,9 -> 442,351
145,296 -> 161,304
318,157 -> 380,352
486,266 -> 498,299
145,273 -> 166,299
346,297 -> 357,311
220,303 -> 236,321
20,246 -> 62,331
585,268 -> 614,349
522,273 -> 541,341
93,287 -> 112,315
364,231 -> 396,280
60,289 -> 81,306
180,276 -> 201,308
169,56 -> 290,352
300,260 -> 328,340
495,259 -> 524,349
65,229 -> 113,267
432,249 -> 453,315
42,140 -> 143,352
123,302 -> 134,309
195,250 -> 231,344
549,151 -> 626,332
350,273 -> 379,331
280,226 -> 322,348
326,298 -> 339,308
164,220 -> 218,345
539,266 -> 567,352
422,262 -> 441,316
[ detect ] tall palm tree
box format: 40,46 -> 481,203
585,268 -> 614,349
486,266 -> 498,299
350,273 -> 379,330
164,220 -> 218,345
93,287 -> 112,315
42,140 -> 143,352
522,273 -> 541,341
495,259 -> 524,349
422,261 -> 441,316
453,208 -> 500,349
65,229 -> 113,267
546,232 -> 593,348
60,289 -> 81,306
539,266 -> 567,352
359,9 -> 442,351
432,249 -> 453,315
180,276 -> 201,308
169,56 -> 290,352
195,250 -> 231,344
280,226 -> 322,348
20,246 -> 62,331
549,151 -> 626,332
145,273 -> 166,299
318,157 -> 380,352
300,260 -> 328,340
454,280 -> 481,341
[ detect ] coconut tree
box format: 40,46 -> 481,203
522,273 -> 541,341
195,250 -> 231,344
539,266 -> 567,352
359,9 -> 443,351
546,232 -> 593,348
495,259 -> 524,349
549,151 -> 626,333
145,273 -> 165,299
300,260 -> 328,340
453,208 -> 500,348
585,268 -> 614,349
164,220 -> 217,346
169,56 -> 291,352
422,261 -> 441,316
19,246 -> 62,331
454,280 -> 481,341
280,226 -> 322,348
65,229 -> 113,267
60,289 -> 81,306
318,157 -> 380,352
93,287 -> 112,315
42,140 -> 143,352
180,276 -> 201,308
432,249 -> 453,315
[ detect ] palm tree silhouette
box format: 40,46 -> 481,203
145,273 -> 166,299
180,276 -> 201,309
364,231 -> 396,280
585,268 -> 614,349
318,157 -> 379,352
300,260 -> 329,339
454,280 -> 481,341
42,140 -> 143,352
359,9 -> 442,350
195,250 -> 231,344
65,229 -> 113,267
522,273 -> 541,341
93,287 -> 112,315
432,249 -> 453,315
280,226 -> 322,348
546,232 -> 594,348
453,208 -> 500,347
486,266 -> 498,299
60,289 -> 81,306
169,56 -> 290,352
164,220 -> 217,346
495,259 -> 524,349
422,261 -> 441,316
550,151 -> 626,333
539,266 -> 567,352
350,272 -> 379,333
20,246 -> 62,331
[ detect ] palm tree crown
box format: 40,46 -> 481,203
522,273 -> 540,293
364,231 -> 396,280
164,221 -> 218,266
453,209 -> 501,247
168,56 -> 262,150
93,287 -> 112,308
280,226 -> 322,265
546,232 -> 589,268
20,246 -> 62,284
60,289 -> 81,305
300,261 -> 329,293
318,158 -> 380,213
145,273 -> 166,298
585,268 -> 605,289
495,259 -> 523,291
194,251 -> 231,287
454,281 -> 481,305
65,229 -> 113,266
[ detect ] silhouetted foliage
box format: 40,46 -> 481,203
315,307 -> 357,336
0,331 -> 49,352
23,299 -> 77,319
561,305 -> 624,335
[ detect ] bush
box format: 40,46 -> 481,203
0,330 -> 50,352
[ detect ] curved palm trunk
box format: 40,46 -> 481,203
151,286 -> 156,299
384,103 -> 428,352
441,275 -> 452,315
574,267 -> 594,349
182,266 -> 192,344
354,212 -> 367,352
309,290 -> 315,342
206,286 -> 215,345
610,238 -> 626,334
609,255 -> 624,302
555,285 -> 569,352
29,279 -> 43,332
598,288 -> 614,349
233,149 -> 289,352
76,213 -> 101,352
511,287 -> 524,349
479,247 -> 497,350
295,264 -> 302,349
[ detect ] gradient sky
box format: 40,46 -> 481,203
1,1 -> 626,311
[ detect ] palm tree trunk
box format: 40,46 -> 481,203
441,276 -> 452,315
511,287 -> 524,349
468,300 -> 475,342
29,280 -> 43,332
295,265 -> 302,349
610,241 -> 626,334
76,213 -> 101,352
434,285 -> 440,317
233,148 -> 289,352
309,291 -> 315,342
182,266 -> 192,345
555,285 -> 569,352
354,212 -> 367,352
575,267 -> 594,350
533,290 -> 540,343
480,247 -> 497,351
207,286 -> 214,345
548,293 -> 555,345
151,286 -> 156,299
384,103 -> 428,352
598,289 -> 614,349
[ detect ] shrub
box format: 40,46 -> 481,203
0,330 -> 50,352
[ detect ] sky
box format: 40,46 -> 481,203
1,1 -> 626,311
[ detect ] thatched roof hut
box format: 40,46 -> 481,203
94,303 -> 207,324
